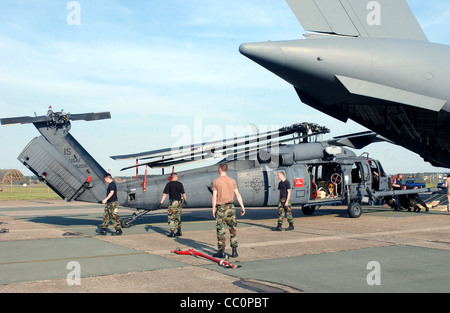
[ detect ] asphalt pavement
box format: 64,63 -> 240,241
0,199 -> 449,296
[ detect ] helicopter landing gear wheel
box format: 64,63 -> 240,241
302,206 -> 316,216
121,218 -> 132,228
347,202 -> 362,218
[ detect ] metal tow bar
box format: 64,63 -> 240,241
171,248 -> 241,269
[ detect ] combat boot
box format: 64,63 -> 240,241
286,223 -> 294,231
175,229 -> 182,236
271,224 -> 282,231
95,228 -> 107,235
231,247 -> 238,258
167,231 -> 175,237
213,249 -> 225,258
112,229 -> 122,236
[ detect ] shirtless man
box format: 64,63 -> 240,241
212,163 -> 245,258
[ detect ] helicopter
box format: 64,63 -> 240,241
1,107 -> 437,228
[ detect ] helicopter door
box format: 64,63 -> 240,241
290,165 -> 309,204
375,160 -> 388,191
266,169 -> 286,206
349,162 -> 369,198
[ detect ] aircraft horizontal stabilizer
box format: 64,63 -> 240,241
286,0 -> 428,41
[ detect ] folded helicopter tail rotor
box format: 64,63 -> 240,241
1,106 -> 111,127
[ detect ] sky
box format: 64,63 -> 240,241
0,0 -> 449,178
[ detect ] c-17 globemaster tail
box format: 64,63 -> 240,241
240,0 -> 450,169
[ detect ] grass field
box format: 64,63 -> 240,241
0,181 -> 440,201
0,184 -> 60,200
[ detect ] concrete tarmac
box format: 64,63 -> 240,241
0,199 -> 449,294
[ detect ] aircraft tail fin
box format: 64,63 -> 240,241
2,108 -> 111,203
286,0 -> 428,41
18,136 -> 106,202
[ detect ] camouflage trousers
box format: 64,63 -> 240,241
168,200 -> 182,232
277,199 -> 293,225
102,201 -> 121,230
216,203 -> 238,250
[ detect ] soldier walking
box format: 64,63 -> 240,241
212,163 -> 245,258
96,173 -> 122,236
272,171 -> 294,231
159,173 -> 187,237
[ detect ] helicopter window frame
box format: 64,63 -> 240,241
376,161 -> 386,177
369,159 -> 385,178
351,163 -> 362,183
362,163 -> 370,181
315,165 -> 323,182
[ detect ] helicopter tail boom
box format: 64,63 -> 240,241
2,107 -> 111,203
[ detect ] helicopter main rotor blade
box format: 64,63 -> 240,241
111,122 -> 329,161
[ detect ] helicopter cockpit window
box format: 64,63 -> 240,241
315,165 -> 323,181
377,161 -> 386,177
369,160 -> 380,189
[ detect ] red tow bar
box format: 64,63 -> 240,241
171,248 -> 241,269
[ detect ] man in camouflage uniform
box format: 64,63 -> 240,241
167,200 -> 183,234
272,171 -> 294,231
159,173 -> 187,237
212,163 -> 245,258
96,173 -> 122,236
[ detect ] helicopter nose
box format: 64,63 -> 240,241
239,41 -> 287,73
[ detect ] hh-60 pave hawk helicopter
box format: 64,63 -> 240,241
1,107 -> 437,228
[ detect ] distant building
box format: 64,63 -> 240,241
0,169 -> 26,184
